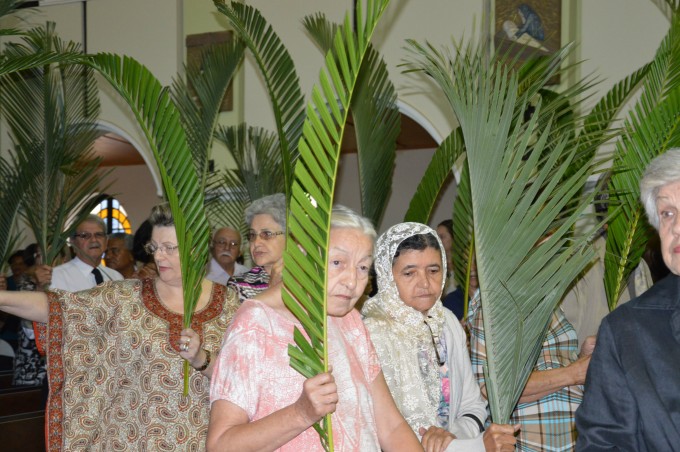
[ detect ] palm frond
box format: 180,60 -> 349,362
85,53 -> 211,393
406,38 -> 598,423
209,123 -> 284,235
204,169 -> 250,235
0,22 -> 109,265
403,128 -> 464,223
0,155 -> 25,272
171,39 -> 245,188
304,13 -> 399,227
281,0 -> 391,448
604,12 -> 680,309
0,2 -> 83,74
214,1 -> 306,200
451,157 -> 473,287
605,89 -> 680,307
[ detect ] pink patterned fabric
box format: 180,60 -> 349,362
211,299 -> 382,451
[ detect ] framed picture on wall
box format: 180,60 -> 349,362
492,1 -> 563,83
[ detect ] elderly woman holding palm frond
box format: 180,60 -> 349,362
0,204 -> 240,451
208,205 -> 422,451
576,149 -> 680,451
362,223 -> 517,452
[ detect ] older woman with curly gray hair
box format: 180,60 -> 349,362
576,149 -> 680,451
229,193 -> 287,300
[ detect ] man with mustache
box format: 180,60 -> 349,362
50,215 -> 124,291
206,227 -> 248,286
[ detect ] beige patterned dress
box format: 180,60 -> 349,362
35,278 -> 239,451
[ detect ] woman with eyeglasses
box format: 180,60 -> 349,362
228,193 -> 287,301
0,204 -> 240,451
361,223 -> 517,452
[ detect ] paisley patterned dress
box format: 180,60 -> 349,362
35,278 -> 239,452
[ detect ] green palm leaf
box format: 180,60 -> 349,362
407,39 -> 598,423
281,0 -> 391,448
604,12 -> 680,309
209,124 -> 285,235
403,128 -> 464,223
304,13 -> 399,227
85,53 -> 211,393
0,23 -> 108,265
204,170 -> 249,233
606,89 -> 680,307
171,39 -> 245,189
0,155 -> 25,272
214,1 -> 306,200
0,0 -> 84,75
451,156 -> 473,285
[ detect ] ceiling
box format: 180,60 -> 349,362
93,113 -> 438,167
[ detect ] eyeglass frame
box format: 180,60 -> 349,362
424,318 -> 446,366
246,231 -> 285,242
72,231 -> 107,240
212,239 -> 241,248
144,242 -> 180,256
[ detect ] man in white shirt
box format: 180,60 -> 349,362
205,227 -> 248,286
51,215 -> 124,292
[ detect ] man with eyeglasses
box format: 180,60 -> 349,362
50,215 -> 124,292
205,227 -> 248,286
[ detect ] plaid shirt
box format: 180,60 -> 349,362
466,295 -> 583,451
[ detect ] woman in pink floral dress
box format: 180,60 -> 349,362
207,205 -> 422,451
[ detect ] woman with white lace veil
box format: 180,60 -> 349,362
362,222 -> 517,452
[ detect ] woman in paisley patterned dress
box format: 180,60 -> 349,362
361,223 -> 517,452
0,204 -> 240,451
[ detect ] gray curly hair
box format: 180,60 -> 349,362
245,193 -> 287,230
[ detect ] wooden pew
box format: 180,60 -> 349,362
0,410 -> 45,452
0,369 -> 13,389
0,385 -> 46,451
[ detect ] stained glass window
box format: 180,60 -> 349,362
91,196 -> 132,234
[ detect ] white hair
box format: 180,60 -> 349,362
330,205 -> 376,240
640,149 -> 680,230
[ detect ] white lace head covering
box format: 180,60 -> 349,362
362,222 -> 448,431
363,222 -> 447,341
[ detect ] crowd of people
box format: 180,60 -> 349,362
0,149 -> 679,450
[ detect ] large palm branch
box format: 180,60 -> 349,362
84,53 -> 211,393
171,39 -> 245,190
0,1 -> 84,76
0,155 -> 25,272
406,40 -> 598,423
303,13 -> 400,227
404,44 -> 587,300
0,22 -> 108,265
280,0 -> 391,448
208,124 -> 284,234
214,1 -> 306,202
604,12 -> 680,309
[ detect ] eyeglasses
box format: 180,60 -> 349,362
213,240 -> 240,248
247,231 -> 284,242
144,242 -> 179,256
424,318 -> 445,366
73,232 -> 107,240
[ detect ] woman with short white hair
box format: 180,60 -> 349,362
576,149 -> 680,450
208,205 -> 422,451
